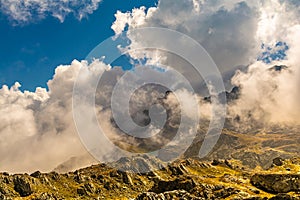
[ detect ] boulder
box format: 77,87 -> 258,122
251,174 -> 300,193
13,176 -> 33,197
272,157 -> 284,167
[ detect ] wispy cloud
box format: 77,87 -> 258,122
0,0 -> 102,24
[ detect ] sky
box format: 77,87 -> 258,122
0,0 -> 291,91
0,0 -> 157,91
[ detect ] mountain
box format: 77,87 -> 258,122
1,156 -> 300,199
203,86 -> 240,103
1,64 -> 298,199
184,126 -> 300,170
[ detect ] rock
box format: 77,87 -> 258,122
234,191 -> 251,199
213,187 -> 238,199
114,155 -> 163,174
120,171 -> 133,185
169,164 -> 187,176
136,190 -> 204,200
84,183 -> 96,193
32,193 -> 58,200
224,159 -> 233,168
77,182 -> 97,196
0,183 -> 16,198
269,193 -> 299,200
150,177 -> 196,193
73,172 -> 86,183
250,188 -> 260,194
135,192 -> 160,200
212,159 -> 222,166
220,174 -> 240,183
30,171 -> 42,178
104,181 -> 116,190
273,157 -> 284,166
211,159 -> 233,168
203,86 -> 240,103
49,172 -> 60,181
251,174 -> 300,193
1,156 -> 300,199
77,187 -> 88,196
13,176 -> 33,197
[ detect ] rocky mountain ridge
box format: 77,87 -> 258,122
1,156 -> 300,199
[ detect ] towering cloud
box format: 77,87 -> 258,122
0,60 -> 100,173
228,25 -> 300,128
111,0 -> 300,126
112,0 -> 300,73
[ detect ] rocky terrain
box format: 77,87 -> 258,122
1,155 -> 300,199
184,126 -> 300,170
2,123 -> 300,199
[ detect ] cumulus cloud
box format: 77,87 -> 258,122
0,0 -> 102,23
112,0 -> 300,73
0,60 -> 103,173
228,26 -> 300,128
0,59 -> 201,173
111,0 -> 300,125
112,0 -> 259,73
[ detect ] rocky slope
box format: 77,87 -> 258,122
1,156 -> 300,199
2,123 -> 300,199
184,126 -> 300,170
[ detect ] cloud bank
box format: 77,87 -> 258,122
0,59 -> 200,173
0,0 -> 102,23
0,61 -> 85,173
111,0 -> 300,125
228,25 -> 300,128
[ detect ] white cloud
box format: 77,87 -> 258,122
227,24 -> 300,129
111,0 -> 300,73
0,0 -> 102,23
112,0 -> 259,72
0,59 -> 203,173
0,60 -> 106,173
110,0 -> 300,128
111,0 -> 300,127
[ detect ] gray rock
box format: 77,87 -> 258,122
272,157 -> 284,166
13,176 -> 33,197
150,177 -> 196,193
251,174 -> 300,193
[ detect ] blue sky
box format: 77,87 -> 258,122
258,42 -> 289,64
0,0 -> 157,91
